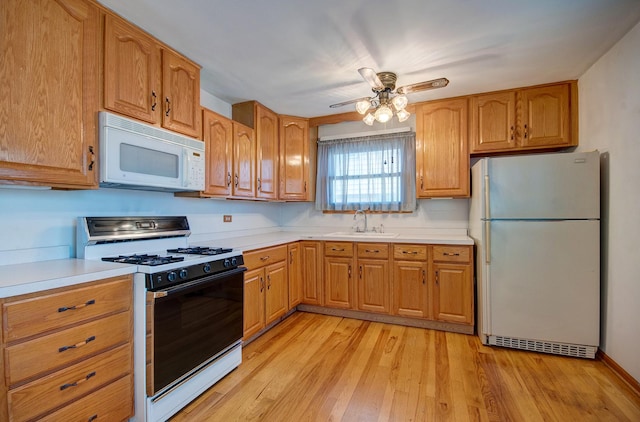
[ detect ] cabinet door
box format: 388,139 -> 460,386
324,257 -> 354,309
0,0 -> 99,188
161,49 -> 201,138
416,98 -> 469,198
232,122 -> 255,197
301,241 -> 323,305
433,263 -> 473,324
470,91 -> 516,153
288,243 -> 302,309
103,14 -> 160,124
243,268 -> 265,340
202,109 -> 233,196
256,105 -> 279,199
357,258 -> 390,314
265,261 -> 288,325
520,84 -> 571,148
392,261 -> 428,318
279,116 -> 309,200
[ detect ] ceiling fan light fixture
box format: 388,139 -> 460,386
396,108 -> 410,122
355,99 -> 371,115
391,94 -> 408,111
363,113 -> 375,126
374,105 -> 393,123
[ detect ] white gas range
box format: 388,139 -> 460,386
77,216 -> 245,422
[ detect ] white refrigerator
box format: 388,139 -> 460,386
469,151 -> 600,358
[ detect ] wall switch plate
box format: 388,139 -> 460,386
223,215 -> 232,223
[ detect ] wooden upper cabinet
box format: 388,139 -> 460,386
279,116 -> 310,201
470,91 -> 516,152
102,12 -> 201,138
416,98 -> 469,198
162,49 -> 201,138
103,14 -> 160,124
470,82 -> 575,154
232,122 -> 255,198
202,108 -> 233,196
520,84 -> 571,148
0,0 -> 99,189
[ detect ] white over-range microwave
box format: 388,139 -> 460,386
99,111 -> 205,192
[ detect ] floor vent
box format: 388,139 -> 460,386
488,335 -> 596,359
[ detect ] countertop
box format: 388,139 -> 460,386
0,259 -> 136,298
0,230 -> 472,298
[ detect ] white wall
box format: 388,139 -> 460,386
578,21 -> 640,382
0,187 -> 281,264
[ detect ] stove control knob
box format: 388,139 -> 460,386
179,269 -> 188,279
231,257 -> 238,266
167,271 -> 177,282
203,263 -> 212,273
223,259 -> 231,268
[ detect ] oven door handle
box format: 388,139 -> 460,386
151,267 -> 247,300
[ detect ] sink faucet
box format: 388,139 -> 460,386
353,209 -> 367,233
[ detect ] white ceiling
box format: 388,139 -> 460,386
97,0 -> 640,118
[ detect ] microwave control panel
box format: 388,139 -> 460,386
186,149 -> 205,190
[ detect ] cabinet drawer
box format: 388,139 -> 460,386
37,373 -> 133,422
357,243 -> 389,259
3,276 -> 132,342
244,245 -> 287,269
5,311 -> 131,385
393,244 -> 428,261
8,344 -> 131,422
432,245 -> 471,263
324,242 -> 354,257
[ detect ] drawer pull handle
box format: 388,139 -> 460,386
402,251 -> 418,255
260,255 -> 270,261
331,248 -> 345,252
59,335 -> 96,353
443,252 -> 460,256
58,299 -> 96,313
60,371 -> 96,391
88,415 -> 98,422
365,249 -> 380,253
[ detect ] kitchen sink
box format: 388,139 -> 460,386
324,231 -> 399,238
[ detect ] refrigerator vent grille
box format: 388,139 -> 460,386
489,335 -> 596,359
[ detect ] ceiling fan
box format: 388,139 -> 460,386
330,68 -> 449,125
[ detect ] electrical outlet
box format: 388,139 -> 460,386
223,215 -> 232,223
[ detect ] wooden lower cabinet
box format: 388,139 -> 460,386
433,263 -> 473,324
0,275 -> 134,422
243,246 -> 288,340
356,243 -> 390,314
300,241 -> 323,305
324,242 -> 355,309
392,260 -> 429,319
287,243 -> 302,309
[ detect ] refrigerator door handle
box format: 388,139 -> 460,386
484,220 -> 491,264
484,174 -> 490,219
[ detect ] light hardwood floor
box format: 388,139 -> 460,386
171,312 -> 640,421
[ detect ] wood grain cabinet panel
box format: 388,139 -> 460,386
279,116 -> 310,200
357,258 -> 390,314
520,84 -> 571,148
0,0 -> 99,188
161,49 -> 201,138
243,268 -> 265,340
415,98 -> 469,198
301,241 -> 323,306
202,108 -> 233,196
324,256 -> 355,309
264,261 -> 288,325
232,122 -> 256,198
470,91 -> 516,152
433,263 -> 473,324
392,260 -> 429,319
288,243 -> 303,309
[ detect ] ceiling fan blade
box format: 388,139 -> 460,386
396,78 -> 449,95
358,67 -> 384,90
329,96 -> 372,109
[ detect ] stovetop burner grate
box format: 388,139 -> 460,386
101,254 -> 185,266
167,247 -> 233,256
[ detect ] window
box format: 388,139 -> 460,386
315,131 -> 416,212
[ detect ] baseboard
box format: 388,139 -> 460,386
297,304 -> 474,335
597,349 -> 640,398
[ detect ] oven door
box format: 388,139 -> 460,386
146,266 -> 245,396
